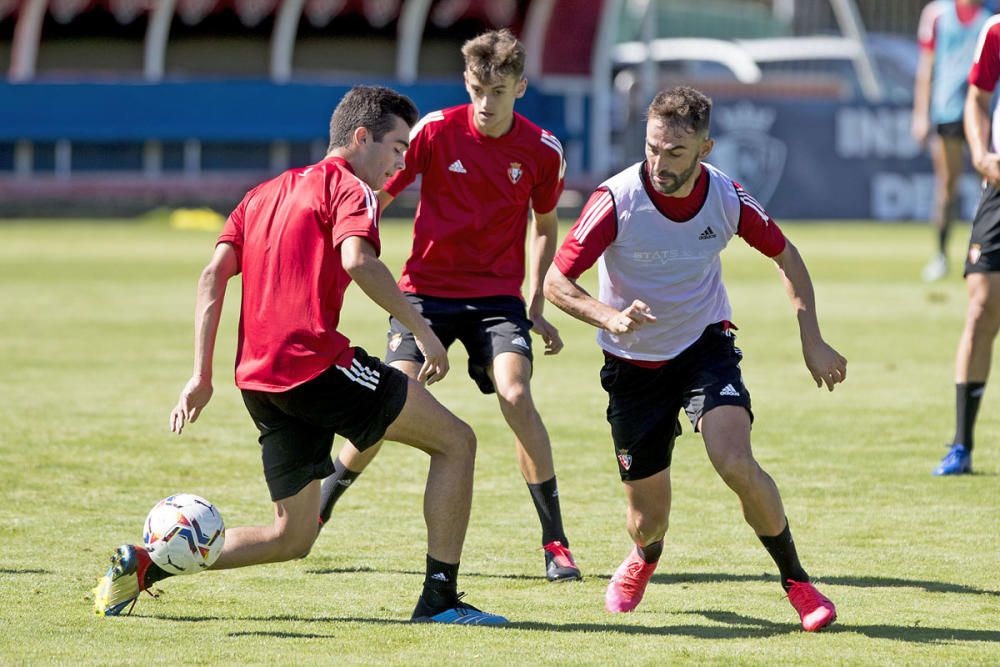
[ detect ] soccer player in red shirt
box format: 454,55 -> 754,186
544,87 -> 846,630
93,86 -> 506,625
318,30 -> 581,582
933,14 -> 1000,475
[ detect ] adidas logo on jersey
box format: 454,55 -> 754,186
719,384 -> 740,397
448,160 -> 467,174
698,226 -> 717,240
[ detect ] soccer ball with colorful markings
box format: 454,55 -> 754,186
143,494 -> 225,575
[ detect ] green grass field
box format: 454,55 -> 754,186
1,217 -> 998,665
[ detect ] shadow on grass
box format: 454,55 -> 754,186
305,566 -> 999,597
227,630 -> 337,639
0,568 -> 49,575
151,610 -> 1000,643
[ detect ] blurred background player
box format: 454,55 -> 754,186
934,13 -> 1000,475
93,86 -> 506,625
544,86 -> 846,631
317,29 -> 581,583
912,0 -> 993,281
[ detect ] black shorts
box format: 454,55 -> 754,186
241,347 -> 409,501
966,185 -> 1000,275
386,294 -> 533,394
600,322 -> 753,482
936,120 -> 965,139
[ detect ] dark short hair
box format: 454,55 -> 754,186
647,86 -> 712,136
461,28 -> 526,82
328,85 -> 419,151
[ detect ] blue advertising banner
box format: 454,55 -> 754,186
706,98 -> 981,221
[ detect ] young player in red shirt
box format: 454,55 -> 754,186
93,86 -> 506,625
318,30 -> 582,582
545,87 -> 846,630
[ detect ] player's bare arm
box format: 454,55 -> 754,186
543,265 -> 656,334
911,47 -> 934,145
966,84 -> 1000,185
527,207 -> 564,355
170,242 -> 239,434
376,189 -> 395,211
772,240 -> 847,391
340,235 -> 449,384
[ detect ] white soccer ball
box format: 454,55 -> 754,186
143,494 -> 225,575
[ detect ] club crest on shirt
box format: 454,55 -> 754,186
970,243 -> 982,265
388,332 -> 403,352
617,449 -> 632,471
508,162 -> 522,184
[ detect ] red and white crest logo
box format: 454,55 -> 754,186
508,162 -> 522,185
970,244 -> 983,265
617,449 -> 632,471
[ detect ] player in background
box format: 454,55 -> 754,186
544,87 -> 846,631
934,14 -> 1000,475
912,0 -> 993,282
93,86 -> 507,625
316,29 -> 582,583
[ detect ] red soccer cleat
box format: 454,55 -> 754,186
605,546 -> 658,612
543,541 -> 583,582
787,580 -> 837,631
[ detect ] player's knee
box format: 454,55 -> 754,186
272,521 -> 318,561
714,452 -> 757,490
497,381 -> 532,412
442,418 -> 477,460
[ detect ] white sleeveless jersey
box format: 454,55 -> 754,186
596,161 -> 741,360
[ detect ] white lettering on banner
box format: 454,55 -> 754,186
872,173 -> 982,220
836,108 -> 922,159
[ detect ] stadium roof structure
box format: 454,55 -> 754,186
4,0 -> 626,175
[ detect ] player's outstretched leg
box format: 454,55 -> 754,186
384,376 -> 508,625
701,406 -> 836,631
93,544 -> 172,616
491,352 -> 581,582
606,470 -> 669,612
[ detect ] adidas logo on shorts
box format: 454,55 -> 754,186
719,384 -> 740,397
511,336 -> 529,349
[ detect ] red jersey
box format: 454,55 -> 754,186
217,156 -> 380,392
383,104 -> 566,299
970,15 -> 1000,91
554,163 -> 786,281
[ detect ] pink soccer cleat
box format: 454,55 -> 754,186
787,580 -> 837,631
605,546 -> 658,612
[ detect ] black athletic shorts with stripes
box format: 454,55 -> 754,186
241,347 -> 408,501
385,293 -> 534,395
600,322 -> 753,482
966,184 -> 1000,275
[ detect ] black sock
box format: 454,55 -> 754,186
527,476 -> 568,546
636,539 -> 663,564
938,225 -> 949,256
421,554 -> 459,610
758,521 -> 809,592
142,561 -> 174,588
954,382 -> 985,452
318,456 -> 361,525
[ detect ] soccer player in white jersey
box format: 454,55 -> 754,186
544,86 -> 847,631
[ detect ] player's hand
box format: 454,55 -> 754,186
529,312 -> 564,355
170,375 -> 214,434
974,152 -> 1000,186
911,116 -> 929,146
803,340 -> 847,392
414,332 -> 449,385
605,300 -> 657,334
